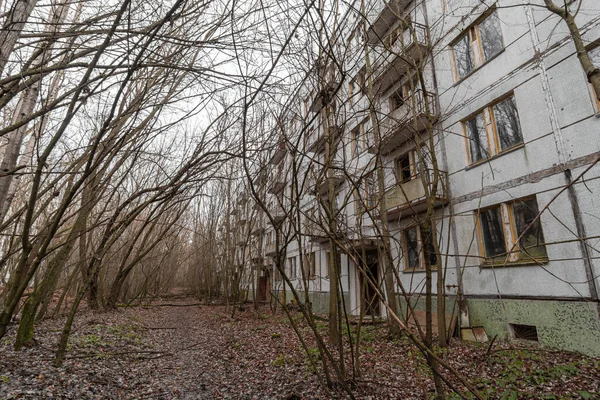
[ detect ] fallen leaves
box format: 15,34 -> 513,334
0,299 -> 598,399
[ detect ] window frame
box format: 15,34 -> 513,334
395,149 -> 421,184
451,8 -> 504,83
462,93 -> 523,166
287,256 -> 297,279
587,44 -> 600,112
401,224 -> 437,272
475,197 -> 548,266
351,119 -> 368,157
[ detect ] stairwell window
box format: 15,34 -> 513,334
464,94 -> 523,164
477,197 -> 548,265
452,9 -> 503,81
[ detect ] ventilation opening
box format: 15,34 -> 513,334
509,324 -> 539,341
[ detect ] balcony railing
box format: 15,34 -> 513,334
368,89 -> 438,155
366,0 -> 413,44
309,81 -> 338,113
307,214 -> 347,243
382,169 -> 448,220
372,23 -> 429,93
268,202 -> 286,224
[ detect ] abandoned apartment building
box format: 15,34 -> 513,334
219,0 -> 600,356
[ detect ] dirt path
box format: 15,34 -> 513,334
0,300 -> 327,399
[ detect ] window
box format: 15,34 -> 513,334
351,119 -> 368,157
396,149 -> 421,183
401,225 -> 437,270
355,173 -> 376,214
287,256 -> 297,279
477,197 -> 547,265
452,10 -> 503,81
464,95 -> 523,164
389,81 -> 416,112
390,90 -> 405,111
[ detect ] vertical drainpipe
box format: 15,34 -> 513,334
525,3 -> 600,315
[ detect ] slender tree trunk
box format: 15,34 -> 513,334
0,0 -> 39,76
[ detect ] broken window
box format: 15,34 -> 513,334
389,90 -> 405,111
396,149 -> 421,183
397,154 -> 412,183
464,94 -> 523,164
452,10 -> 503,81
477,197 -> 547,264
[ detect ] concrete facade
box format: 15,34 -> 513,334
225,0 -> 600,356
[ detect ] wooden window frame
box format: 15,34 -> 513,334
396,149 -> 421,184
351,120 -> 367,157
475,197 -> 548,267
587,44 -> 600,112
401,224 -> 433,271
287,256 -> 297,279
451,8 -> 504,82
462,93 -> 523,165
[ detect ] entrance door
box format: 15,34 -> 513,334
257,275 -> 268,301
360,250 -> 380,316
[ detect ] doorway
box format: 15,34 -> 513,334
257,275 -> 268,302
360,250 -> 380,316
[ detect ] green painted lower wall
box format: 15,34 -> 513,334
466,298 -> 600,357
269,288 -> 600,356
397,294 -> 458,317
275,290 -> 349,315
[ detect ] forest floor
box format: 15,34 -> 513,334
0,298 -> 599,399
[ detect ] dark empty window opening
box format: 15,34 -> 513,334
509,323 -> 538,341
390,91 -> 405,110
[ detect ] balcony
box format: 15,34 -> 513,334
372,23 -> 429,93
269,202 -> 286,224
381,170 -> 448,221
309,81 -> 338,113
306,121 -> 342,153
307,215 -> 347,244
366,0 -> 412,44
368,90 -> 438,155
